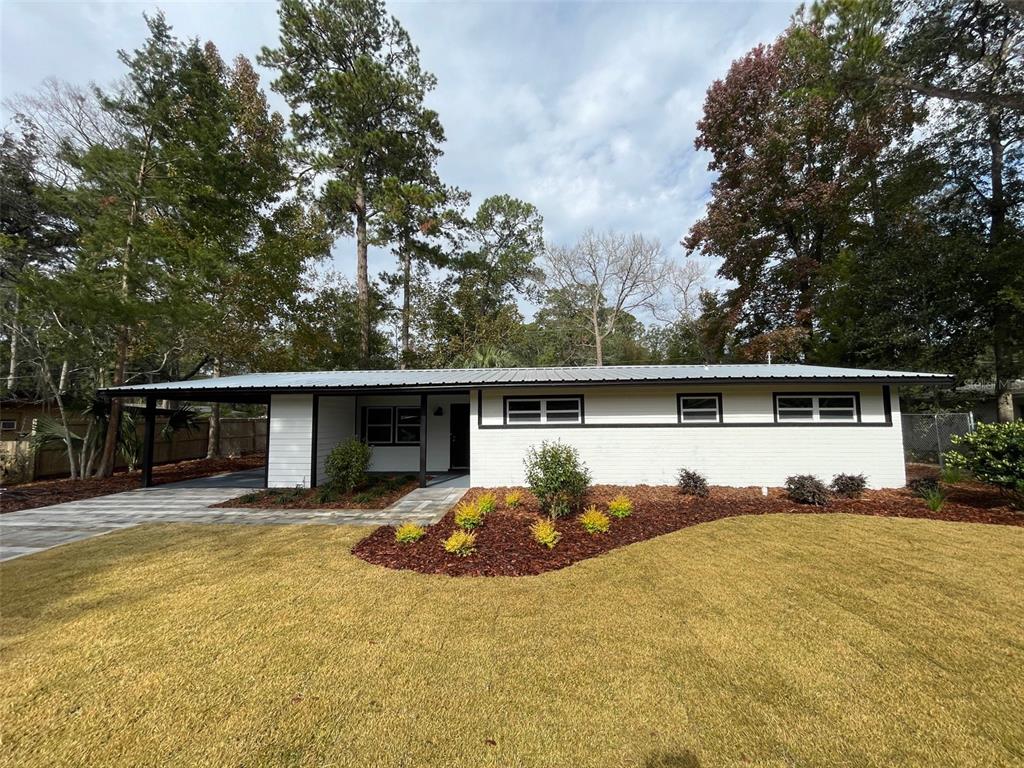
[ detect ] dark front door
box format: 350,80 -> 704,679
449,403 -> 470,470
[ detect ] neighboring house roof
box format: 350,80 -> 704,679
101,364 -> 955,400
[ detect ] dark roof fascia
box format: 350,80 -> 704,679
100,374 -> 955,400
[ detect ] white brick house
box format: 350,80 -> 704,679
105,364 -> 954,490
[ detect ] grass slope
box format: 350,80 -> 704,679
2,514 -> 1022,768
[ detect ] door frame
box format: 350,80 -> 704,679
449,402 -> 470,471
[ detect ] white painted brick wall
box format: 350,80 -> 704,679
469,384 -> 905,489
267,394 -> 313,488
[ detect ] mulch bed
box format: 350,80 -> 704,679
213,475 -> 420,511
0,454 -> 267,514
352,483 -> 1024,578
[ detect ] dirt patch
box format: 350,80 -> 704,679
352,483 -> 1024,577
213,475 -> 420,511
0,454 -> 266,514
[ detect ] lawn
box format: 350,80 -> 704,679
1,515 -> 1022,767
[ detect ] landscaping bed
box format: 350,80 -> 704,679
214,474 -> 419,511
0,453 -> 266,514
354,482 -> 1024,577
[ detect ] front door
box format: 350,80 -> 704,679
449,403 -> 470,470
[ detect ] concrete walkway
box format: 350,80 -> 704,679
0,469 -> 466,562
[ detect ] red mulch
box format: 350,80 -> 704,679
352,483 -> 1024,578
0,454 -> 266,514
213,476 -> 420,511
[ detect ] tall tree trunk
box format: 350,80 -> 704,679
207,355 -> 222,458
400,247 -> 412,369
6,291 -> 19,393
97,137 -> 150,476
592,310 -> 604,367
354,178 -> 370,368
987,107 -> 1015,423
58,359 -> 69,393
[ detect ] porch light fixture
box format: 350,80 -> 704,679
434,405 -> 444,416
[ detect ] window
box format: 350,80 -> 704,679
678,394 -> 722,423
395,407 -> 421,444
775,394 -> 859,423
364,407 -> 394,445
0,419 -> 16,431
504,396 -> 583,425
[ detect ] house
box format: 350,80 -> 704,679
102,364 -> 954,490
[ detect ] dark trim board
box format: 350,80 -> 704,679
264,398 -> 272,488
310,394 -> 319,487
477,421 -> 894,429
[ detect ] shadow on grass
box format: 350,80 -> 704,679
642,751 -> 700,768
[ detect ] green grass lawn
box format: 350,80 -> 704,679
2,515 -> 1022,768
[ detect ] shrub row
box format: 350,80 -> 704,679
785,473 -> 867,506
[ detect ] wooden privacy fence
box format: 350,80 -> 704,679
0,417 -> 266,483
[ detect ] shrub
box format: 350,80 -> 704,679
504,489 -> 524,509
607,493 -> 633,519
394,522 -> 426,544
530,518 -> 562,549
454,500 -> 485,530
785,475 -> 829,506
579,505 -> 610,534
676,468 -> 709,497
324,438 -> 373,492
314,484 -> 342,504
523,440 -> 591,518
443,529 -> 477,557
946,422 -> 1024,507
830,473 -> 867,498
908,477 -> 940,498
476,492 -> 497,515
940,464 -> 967,485
921,487 -> 947,512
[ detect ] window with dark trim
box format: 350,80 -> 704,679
361,405 -> 422,446
677,394 -> 723,423
774,393 -> 859,423
0,419 -> 17,430
504,396 -> 583,425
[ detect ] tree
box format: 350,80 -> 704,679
542,230 -> 669,365
260,0 -> 445,367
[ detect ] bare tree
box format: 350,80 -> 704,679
542,230 -> 669,366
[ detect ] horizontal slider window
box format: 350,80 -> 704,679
505,397 -> 583,425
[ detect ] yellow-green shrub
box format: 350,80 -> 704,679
454,500 -> 484,530
607,493 -> 633,519
530,518 -> 561,549
394,522 -> 426,544
476,492 -> 497,515
504,489 -> 524,509
443,529 -> 477,557
580,505 -> 610,534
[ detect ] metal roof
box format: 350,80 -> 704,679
101,364 -> 954,400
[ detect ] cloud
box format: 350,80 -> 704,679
1,0 -> 799,292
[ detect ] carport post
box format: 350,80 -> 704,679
141,395 -> 156,488
419,393 -> 428,488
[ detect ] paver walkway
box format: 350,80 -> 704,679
0,469 -> 466,562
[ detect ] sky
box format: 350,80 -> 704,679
1,0 -> 800,292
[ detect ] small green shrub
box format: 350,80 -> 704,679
921,487 -> 947,512
314,484 -> 342,504
946,422 -> 1024,507
676,468 -> 709,497
607,493 -> 633,519
830,473 -> 867,498
579,505 -> 610,534
324,438 -> 373,492
530,518 -> 562,549
237,491 -> 264,504
443,529 -> 477,557
476,492 -> 497,515
394,522 -> 426,544
454,500 -> 485,530
504,490 -> 524,509
524,440 -> 591,518
939,464 -> 967,485
785,475 -> 829,506
909,477 -> 940,498
273,487 -> 306,504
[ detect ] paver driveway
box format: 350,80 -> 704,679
0,469 -> 465,561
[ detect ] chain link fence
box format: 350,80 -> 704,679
901,412 -> 975,465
